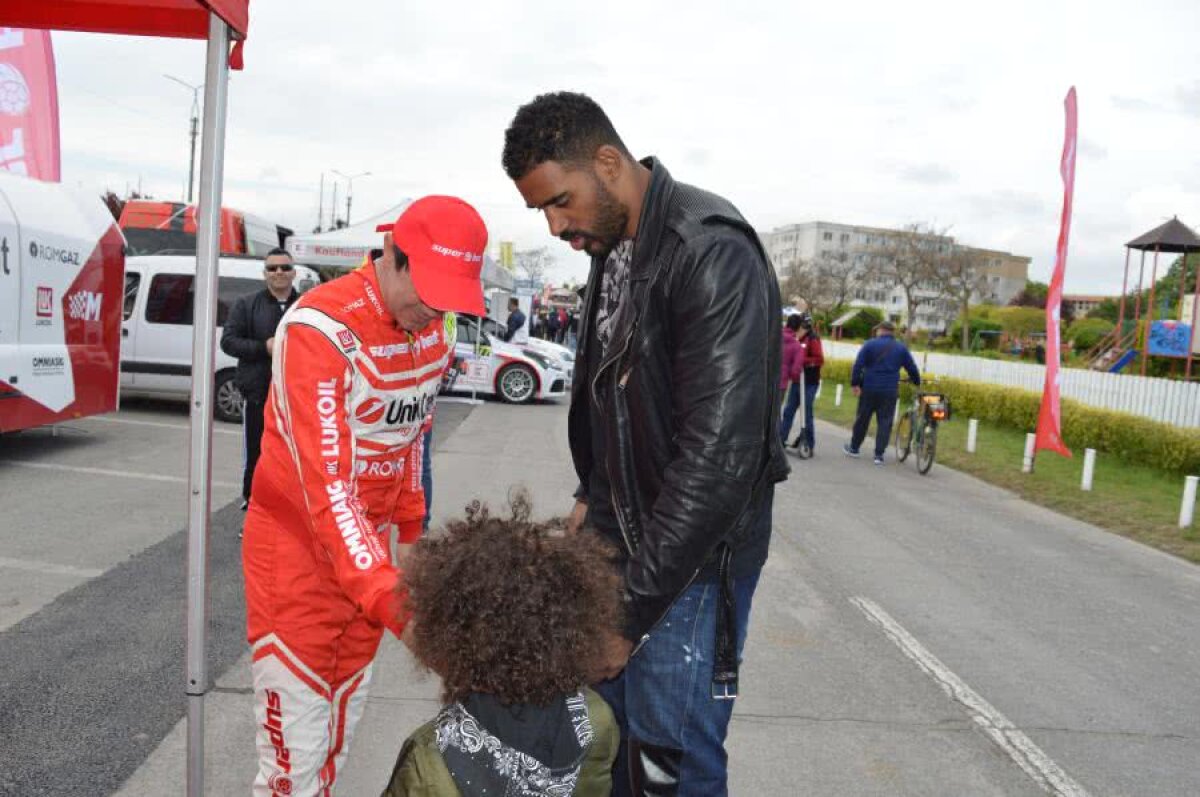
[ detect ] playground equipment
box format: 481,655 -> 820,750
1087,217 -> 1200,377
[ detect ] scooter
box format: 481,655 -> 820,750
786,370 -> 812,460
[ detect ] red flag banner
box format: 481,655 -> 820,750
0,28 -> 61,181
1035,87 -> 1077,458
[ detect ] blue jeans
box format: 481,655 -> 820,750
595,570 -> 762,796
421,429 -> 433,532
802,381 -> 818,450
779,383 -> 800,444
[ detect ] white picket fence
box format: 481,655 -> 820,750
824,340 -> 1200,429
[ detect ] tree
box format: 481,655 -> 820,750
932,245 -> 990,351
995,306 -> 1045,339
514,247 -> 553,285
1065,317 -> 1114,350
868,223 -> 945,339
102,191 -> 124,221
812,250 -> 861,313
1008,280 -> 1049,309
1086,297 -> 1120,323
780,259 -> 828,316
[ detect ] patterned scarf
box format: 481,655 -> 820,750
595,239 -> 633,356
434,692 -> 594,796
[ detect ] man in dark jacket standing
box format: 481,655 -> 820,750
502,297 -> 526,341
845,320 -> 921,465
219,248 -> 299,510
504,92 -> 788,797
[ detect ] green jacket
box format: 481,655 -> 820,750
381,688 -> 618,797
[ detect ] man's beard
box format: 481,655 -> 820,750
562,175 -> 628,259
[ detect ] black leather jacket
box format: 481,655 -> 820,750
219,288 -> 297,402
570,158 -> 789,642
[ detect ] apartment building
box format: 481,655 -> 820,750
761,220 -> 1030,331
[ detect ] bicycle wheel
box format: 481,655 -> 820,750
894,410 -> 914,462
916,421 -> 937,474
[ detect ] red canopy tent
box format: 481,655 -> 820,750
1,4 -> 249,795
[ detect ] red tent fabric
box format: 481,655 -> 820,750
2,0 -> 248,39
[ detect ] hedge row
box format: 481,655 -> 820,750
821,359 -> 1200,474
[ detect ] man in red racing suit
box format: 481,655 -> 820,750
243,196 -> 488,796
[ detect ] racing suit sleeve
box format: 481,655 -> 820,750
273,321 -> 407,637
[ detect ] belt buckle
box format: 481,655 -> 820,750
711,680 -> 739,701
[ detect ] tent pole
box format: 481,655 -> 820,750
186,13 -> 231,797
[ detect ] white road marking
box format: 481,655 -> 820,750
850,596 -> 1092,797
85,415 -> 241,436
0,460 -> 240,490
0,556 -> 103,578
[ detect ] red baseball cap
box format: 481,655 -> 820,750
376,195 -> 487,315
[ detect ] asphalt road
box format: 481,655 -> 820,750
0,397 -> 472,797
3,398 -> 1200,795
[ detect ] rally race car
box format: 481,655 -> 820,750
443,314 -> 572,404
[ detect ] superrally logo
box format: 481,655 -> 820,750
431,243 -> 482,263
263,689 -> 292,787
28,241 -> 81,266
368,343 -> 409,359
67,290 -> 102,322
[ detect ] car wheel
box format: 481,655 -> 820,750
496,364 -> 537,404
214,370 -> 244,424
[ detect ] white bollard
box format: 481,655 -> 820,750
1022,433 -> 1036,473
1081,448 -> 1096,491
835,384 -> 843,407
1180,475 -> 1199,528
966,419 -> 978,454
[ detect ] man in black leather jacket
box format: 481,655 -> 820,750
503,92 -> 788,797
219,248 -> 299,511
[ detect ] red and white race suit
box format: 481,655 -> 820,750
242,259 -> 453,796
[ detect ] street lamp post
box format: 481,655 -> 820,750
164,74 -> 203,203
333,170 -> 371,226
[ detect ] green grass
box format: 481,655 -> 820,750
812,383 -> 1200,564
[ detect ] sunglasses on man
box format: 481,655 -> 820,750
265,264 -> 294,273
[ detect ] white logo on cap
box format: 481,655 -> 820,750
431,243 -> 482,263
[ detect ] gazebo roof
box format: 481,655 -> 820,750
1126,217 -> 1200,253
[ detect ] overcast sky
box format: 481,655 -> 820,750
48,0 -> 1200,293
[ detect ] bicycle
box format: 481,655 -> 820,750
894,380 -> 950,475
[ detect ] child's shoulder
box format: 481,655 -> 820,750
381,720 -> 457,797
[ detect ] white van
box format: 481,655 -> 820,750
120,254 -> 320,422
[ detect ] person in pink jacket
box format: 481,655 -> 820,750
779,314 -> 805,440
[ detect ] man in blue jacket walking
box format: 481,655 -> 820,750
845,321 -> 921,465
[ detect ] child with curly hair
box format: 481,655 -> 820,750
382,498 -> 621,797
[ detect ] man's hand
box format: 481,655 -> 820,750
590,632 -> 634,682
265,337 -> 275,356
565,500 -> 587,535
852,386 -> 862,397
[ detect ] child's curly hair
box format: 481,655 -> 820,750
403,495 -> 622,706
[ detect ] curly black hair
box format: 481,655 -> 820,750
502,91 -> 633,180
403,496 -> 622,705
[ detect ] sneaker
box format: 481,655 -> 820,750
874,455 -> 885,466
842,443 -> 860,458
